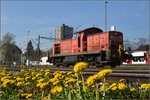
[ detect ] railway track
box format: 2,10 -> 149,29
6,66 -> 150,83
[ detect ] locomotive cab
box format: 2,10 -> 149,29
108,31 -> 124,67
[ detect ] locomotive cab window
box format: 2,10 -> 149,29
73,33 -> 78,38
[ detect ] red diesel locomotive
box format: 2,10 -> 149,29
49,27 -> 124,67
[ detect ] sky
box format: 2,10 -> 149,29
1,0 -> 149,52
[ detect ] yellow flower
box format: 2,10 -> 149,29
50,88 -> 57,94
86,75 -> 97,86
66,78 -> 76,84
2,79 -> 15,87
38,78 -> 45,83
36,82 -> 42,87
73,62 -> 88,72
54,73 -> 62,79
112,86 -> 117,91
44,72 -> 50,76
25,82 -> 31,85
21,93 -> 32,99
32,77 -> 36,80
16,77 -> 23,81
44,69 -> 50,72
21,93 -> 28,97
119,79 -> 125,83
118,83 -> 126,90
50,86 -> 63,94
49,77 -> 57,83
96,69 -> 112,80
20,69 -> 25,72
25,76 -> 30,81
1,76 -> 9,82
36,73 -> 42,77
140,84 -> 150,90
109,83 -> 117,91
52,80 -> 60,85
83,86 -> 88,92
55,86 -> 63,92
67,72 -> 73,76
64,84 -> 69,88
130,87 -> 135,92
17,82 -> 23,87
100,83 -> 108,92
31,72 -> 35,75
26,93 -> 32,99
40,82 -> 48,89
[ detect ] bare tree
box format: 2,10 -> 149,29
2,32 -> 16,44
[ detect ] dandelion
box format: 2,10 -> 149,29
36,82 -> 42,87
52,80 -> 60,85
118,83 -> 126,90
49,77 -> 57,83
44,71 -> 50,76
83,86 -> 88,92
36,73 -> 42,77
66,78 -> 76,84
50,88 -> 57,94
86,75 -> 97,86
54,73 -> 62,79
20,69 -> 25,72
1,79 -> 14,87
1,76 -> 9,82
130,87 -> 135,92
55,86 -> 63,92
25,76 -> 30,81
119,79 -> 125,83
140,84 -> 150,90
38,78 -> 45,83
16,77 -> 23,81
73,62 -> 88,72
40,82 -> 48,89
26,93 -> 32,99
99,83 -> 108,92
44,69 -> 50,72
67,72 -> 73,76
96,69 -> 112,80
50,86 -> 63,94
21,93 -> 32,99
32,77 -> 36,80
17,82 -> 23,87
25,82 -> 31,85
109,83 -> 117,91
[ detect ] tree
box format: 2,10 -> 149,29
136,38 -> 149,51
2,32 -> 16,44
0,43 -> 22,65
0,32 -> 21,65
124,39 -> 134,51
25,40 -> 35,60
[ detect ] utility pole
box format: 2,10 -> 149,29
27,30 -> 30,66
36,35 -> 56,65
37,35 -> 40,65
105,0 -> 108,32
